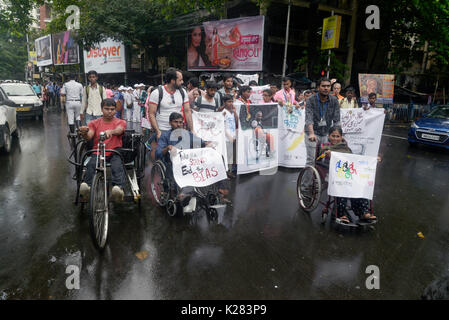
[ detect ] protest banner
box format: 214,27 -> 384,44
83,38 -> 126,74
278,105 -> 307,168
249,85 -> 270,104
340,108 -> 365,134
192,111 -> 228,167
328,152 -> 378,200
52,30 -> 80,65
236,103 -> 279,174
343,108 -> 385,156
35,35 -> 53,67
171,148 -> 227,188
359,74 -> 395,104
188,16 -> 264,71
236,74 -> 259,85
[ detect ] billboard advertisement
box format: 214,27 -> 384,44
187,16 -> 264,72
83,38 -> 126,74
35,35 -> 53,67
358,74 -> 395,104
52,30 -> 80,65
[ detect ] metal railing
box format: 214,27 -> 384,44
383,103 -> 434,123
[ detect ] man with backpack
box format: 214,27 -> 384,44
193,81 -> 223,113
81,70 -> 107,125
147,68 -> 193,140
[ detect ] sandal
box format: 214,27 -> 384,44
338,216 -> 350,224
362,213 -> 377,220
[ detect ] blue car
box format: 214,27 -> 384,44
408,105 -> 449,149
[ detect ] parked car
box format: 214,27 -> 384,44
0,81 -> 43,120
0,88 -> 18,153
408,105 -> 449,149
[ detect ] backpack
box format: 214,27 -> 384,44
196,95 -> 220,112
86,85 -> 104,103
156,85 -> 185,114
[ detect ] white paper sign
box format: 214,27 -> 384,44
171,148 -> 227,188
141,117 -> 151,129
249,85 -> 270,104
236,74 -> 259,85
328,152 -> 378,200
340,108 -> 365,133
278,105 -> 307,167
192,111 -> 228,167
344,108 -> 385,156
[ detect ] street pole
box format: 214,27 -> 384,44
282,0 -> 292,78
26,34 -> 30,82
326,11 -> 334,79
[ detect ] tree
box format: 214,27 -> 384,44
0,0 -> 44,36
0,32 -> 28,80
358,0 -> 449,75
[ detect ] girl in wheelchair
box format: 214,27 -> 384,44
319,126 -> 377,224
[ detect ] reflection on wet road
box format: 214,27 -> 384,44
1,112 -> 448,299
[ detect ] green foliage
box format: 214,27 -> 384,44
0,0 -> 44,36
0,32 -> 28,80
294,50 -> 348,82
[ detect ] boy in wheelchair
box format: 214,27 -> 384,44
318,126 -> 377,224
155,112 -> 229,212
78,98 -> 127,202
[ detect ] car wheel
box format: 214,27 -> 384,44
408,141 -> 417,147
1,126 -> 12,153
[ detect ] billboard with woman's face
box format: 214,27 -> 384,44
359,74 -> 395,104
35,35 -> 53,67
187,16 -> 264,71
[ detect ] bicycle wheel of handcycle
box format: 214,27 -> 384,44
296,166 -> 322,212
150,161 -> 168,206
89,172 -> 109,250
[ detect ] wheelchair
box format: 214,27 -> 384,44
296,145 -> 376,228
68,128 -> 146,249
150,158 -> 226,222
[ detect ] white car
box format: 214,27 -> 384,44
0,88 -> 17,153
0,82 -> 43,119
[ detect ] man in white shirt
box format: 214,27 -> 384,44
81,70 -> 107,124
147,68 -> 193,140
60,74 -> 83,133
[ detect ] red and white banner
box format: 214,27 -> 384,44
83,38 -> 126,74
187,16 -> 264,71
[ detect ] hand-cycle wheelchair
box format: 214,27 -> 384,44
296,145 -> 376,228
68,128 -> 146,249
149,151 -> 226,223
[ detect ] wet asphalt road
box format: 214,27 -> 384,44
1,110 -> 449,300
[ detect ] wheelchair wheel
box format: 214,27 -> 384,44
194,184 -> 220,206
150,161 -> 168,206
89,172 -> 109,250
297,166 -> 321,212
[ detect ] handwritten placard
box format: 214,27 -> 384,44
328,152 -> 378,200
171,147 -> 227,188
341,108 -> 365,133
